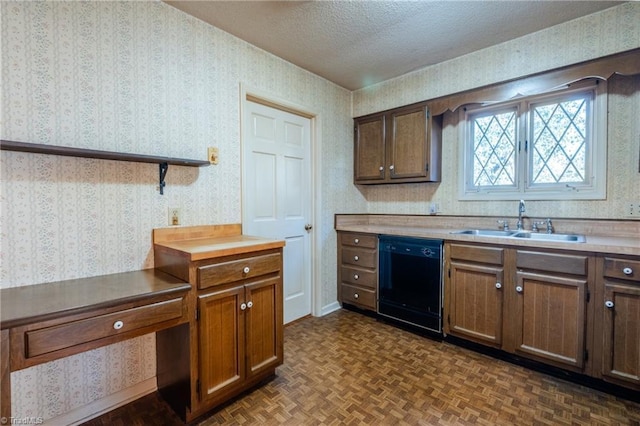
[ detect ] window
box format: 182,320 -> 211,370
460,80 -> 607,200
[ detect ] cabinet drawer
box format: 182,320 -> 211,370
517,250 -> 588,276
339,233 -> 377,249
341,284 -> 376,309
449,244 -> 503,265
25,298 -> 184,358
198,253 -> 281,289
341,247 -> 377,268
341,266 -> 377,289
604,257 -> 640,282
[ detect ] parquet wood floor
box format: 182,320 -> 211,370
84,309 -> 640,426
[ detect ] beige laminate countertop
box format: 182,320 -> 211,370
335,224 -> 640,256
154,234 -> 286,261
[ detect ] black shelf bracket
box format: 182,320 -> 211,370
159,162 -> 169,195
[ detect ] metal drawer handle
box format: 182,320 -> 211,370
247,301 -> 253,308
354,238 -> 359,244
113,320 -> 124,330
515,286 -> 523,293
623,267 -> 633,275
243,266 -> 250,274
354,293 -> 359,299
354,255 -> 359,261
354,274 -> 359,280
605,300 -> 614,308
240,303 -> 247,310
495,282 -> 502,289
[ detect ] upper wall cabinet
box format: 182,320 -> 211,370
354,102 -> 442,185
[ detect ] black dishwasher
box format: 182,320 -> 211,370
378,235 -> 443,334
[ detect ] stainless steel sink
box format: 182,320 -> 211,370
451,229 -> 517,237
451,229 -> 586,243
511,232 -> 586,243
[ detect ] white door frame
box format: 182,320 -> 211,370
239,84 -> 322,319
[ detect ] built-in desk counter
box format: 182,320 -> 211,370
0,269 -> 191,421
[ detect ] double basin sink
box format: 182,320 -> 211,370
451,229 -> 586,243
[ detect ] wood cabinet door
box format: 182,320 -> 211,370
448,262 -> 504,347
513,271 -> 587,370
602,281 -> 640,387
388,104 -> 429,180
197,285 -> 246,404
245,277 -> 283,379
354,114 -> 386,183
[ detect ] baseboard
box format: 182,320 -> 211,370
44,377 -> 157,426
320,301 -> 341,316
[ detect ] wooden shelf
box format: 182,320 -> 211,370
0,140 -> 209,166
0,139 -> 210,194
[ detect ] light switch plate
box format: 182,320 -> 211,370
208,147 -> 219,165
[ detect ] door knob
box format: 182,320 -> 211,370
305,224 -> 313,231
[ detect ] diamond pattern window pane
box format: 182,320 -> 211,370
531,96 -> 588,184
471,110 -> 516,187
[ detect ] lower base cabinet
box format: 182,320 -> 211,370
594,255 -> 640,390
198,277 -> 283,407
445,243 -> 593,374
155,245 -> 284,422
447,244 -> 504,347
337,231 -> 378,311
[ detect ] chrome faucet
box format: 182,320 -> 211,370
516,200 -> 525,230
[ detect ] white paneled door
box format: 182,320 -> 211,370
243,99 -> 312,324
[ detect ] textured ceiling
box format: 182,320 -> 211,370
164,1 -> 624,90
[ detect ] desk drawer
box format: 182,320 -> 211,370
198,253 -> 281,289
26,298 -> 183,358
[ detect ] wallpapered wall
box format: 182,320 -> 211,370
353,2 -> 640,220
0,1 -> 358,421
2,0 -> 639,422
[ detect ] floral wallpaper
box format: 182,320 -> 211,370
353,2 -> 640,220
1,1 -> 356,421
1,0 -> 638,422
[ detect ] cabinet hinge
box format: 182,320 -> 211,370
196,379 -> 201,398
448,268 -> 451,278
447,314 -> 450,325
584,349 -> 589,362
195,307 -> 199,321
425,163 -> 429,172
586,290 -> 590,303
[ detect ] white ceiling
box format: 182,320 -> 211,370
164,0 -> 624,91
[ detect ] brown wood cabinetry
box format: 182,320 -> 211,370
511,250 -> 591,371
153,226 -> 284,422
337,231 -> 378,311
354,103 -> 442,184
198,274 -> 282,407
445,243 -> 594,373
445,243 -> 505,348
594,255 -> 640,390
0,270 -> 191,422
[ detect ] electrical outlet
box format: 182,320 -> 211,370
168,207 -> 182,226
628,203 -> 640,217
208,147 -> 219,165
